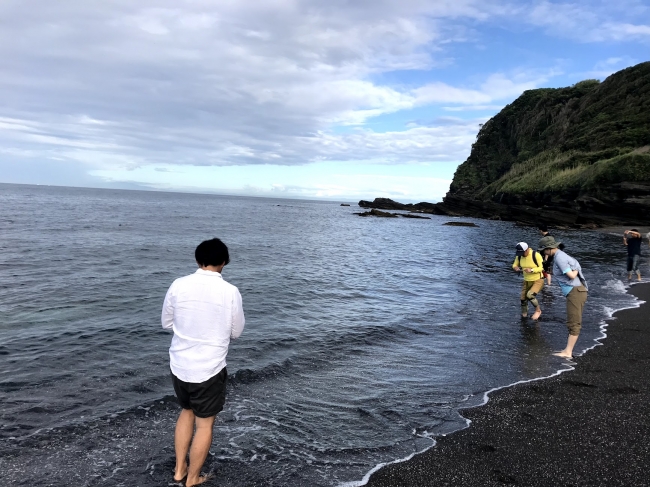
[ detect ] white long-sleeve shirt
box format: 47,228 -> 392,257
161,268 -> 245,383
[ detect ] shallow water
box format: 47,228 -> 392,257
0,184 -> 640,486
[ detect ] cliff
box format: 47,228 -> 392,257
440,61 -> 650,227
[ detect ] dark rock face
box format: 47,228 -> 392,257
440,186 -> 650,227
340,203 -> 351,206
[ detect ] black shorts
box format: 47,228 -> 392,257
171,367 -> 228,418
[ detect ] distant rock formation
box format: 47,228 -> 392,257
354,208 -> 431,219
443,221 -> 478,227
358,198 -> 447,214
401,213 -> 431,219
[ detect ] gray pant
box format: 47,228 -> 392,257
627,254 -> 640,275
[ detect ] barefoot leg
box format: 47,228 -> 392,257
553,334 -> 579,358
186,415 -> 216,487
174,408 -> 194,481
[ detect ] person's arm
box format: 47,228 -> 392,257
512,257 -> 521,272
161,284 -> 175,330
564,268 -> 579,279
230,288 -> 245,339
554,252 -> 579,280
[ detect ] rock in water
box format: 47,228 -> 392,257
401,213 -> 431,219
443,221 -> 479,227
355,209 -> 399,218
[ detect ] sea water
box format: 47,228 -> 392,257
0,184 -> 640,486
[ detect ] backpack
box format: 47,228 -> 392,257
517,251 -> 541,268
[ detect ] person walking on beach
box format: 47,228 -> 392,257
538,223 -> 554,285
161,238 -> 245,486
623,229 -> 642,281
538,236 -> 588,358
512,242 -> 544,320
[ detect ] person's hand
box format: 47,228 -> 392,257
514,266 -> 522,272
524,268 -> 533,273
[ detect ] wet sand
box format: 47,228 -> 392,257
366,283 -> 650,487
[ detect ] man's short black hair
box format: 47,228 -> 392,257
195,238 -> 230,267
538,223 -> 548,232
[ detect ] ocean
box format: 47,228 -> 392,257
0,183 -> 639,486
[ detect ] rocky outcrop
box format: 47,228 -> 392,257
441,184 -> 650,227
358,198 -> 448,215
439,62 -> 650,227
443,221 -> 479,227
355,209 -> 399,217
354,207 -> 432,219
359,64 -> 650,228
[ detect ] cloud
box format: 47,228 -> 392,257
526,0 -> 650,43
442,105 -> 504,112
0,0 -> 513,175
0,0 -> 641,195
579,56 -> 640,79
413,70 -> 555,106
599,22 -> 650,41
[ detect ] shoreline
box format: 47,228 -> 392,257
594,225 -> 650,236
362,282 -> 650,487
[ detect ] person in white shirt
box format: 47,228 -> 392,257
161,238 -> 245,487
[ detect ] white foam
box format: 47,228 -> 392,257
337,441 -> 436,487
602,279 -> 627,293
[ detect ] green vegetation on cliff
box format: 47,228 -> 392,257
449,62 -> 650,205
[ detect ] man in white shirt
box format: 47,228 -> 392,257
162,238 -> 245,486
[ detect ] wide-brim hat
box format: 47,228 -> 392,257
538,235 -> 561,251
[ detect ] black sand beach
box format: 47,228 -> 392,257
366,283 -> 650,487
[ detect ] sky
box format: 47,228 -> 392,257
1,1 -> 649,202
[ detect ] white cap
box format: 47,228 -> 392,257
515,242 -> 528,256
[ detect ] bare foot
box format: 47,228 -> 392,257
173,466 -> 187,483
531,309 -> 541,320
638,275 -> 642,281
186,474 -> 213,487
521,313 -> 528,318
553,351 -> 573,358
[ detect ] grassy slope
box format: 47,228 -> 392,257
448,62 -> 650,202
